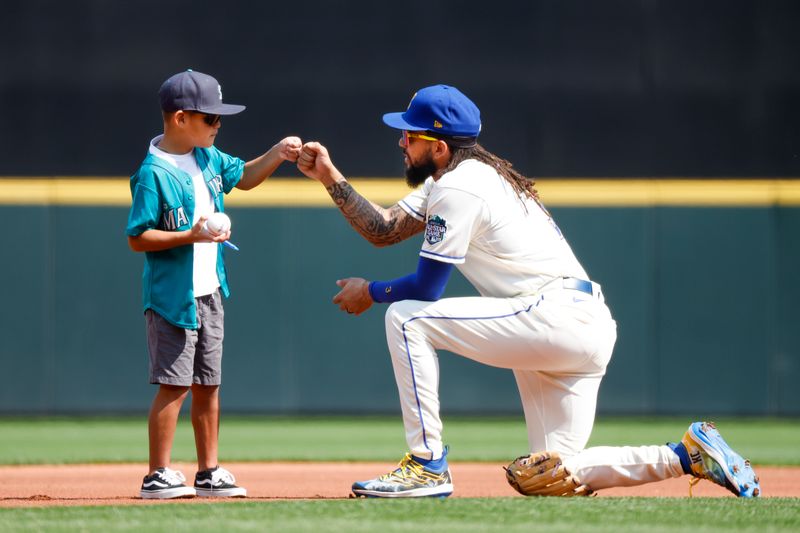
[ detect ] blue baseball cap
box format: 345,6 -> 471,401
158,70 -> 245,115
383,85 -> 481,140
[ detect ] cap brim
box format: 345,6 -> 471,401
199,103 -> 246,115
382,112 -> 427,131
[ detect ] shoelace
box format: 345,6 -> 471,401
211,467 -> 237,485
157,468 -> 187,485
380,454 -> 425,481
688,476 -> 701,497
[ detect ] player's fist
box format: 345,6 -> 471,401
297,142 -> 335,183
277,136 -> 302,162
333,277 -> 373,316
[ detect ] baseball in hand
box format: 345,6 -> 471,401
203,212 -> 232,236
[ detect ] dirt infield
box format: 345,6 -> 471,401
1,463 -> 797,507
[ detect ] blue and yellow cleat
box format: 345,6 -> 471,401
352,452 -> 453,498
681,421 -> 761,497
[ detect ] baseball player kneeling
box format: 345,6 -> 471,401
296,85 -> 760,499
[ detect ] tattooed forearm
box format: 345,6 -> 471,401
326,181 -> 424,246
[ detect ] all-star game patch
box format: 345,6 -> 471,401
425,214 -> 447,244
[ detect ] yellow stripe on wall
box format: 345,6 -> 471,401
535,179 -> 800,206
0,177 -> 799,207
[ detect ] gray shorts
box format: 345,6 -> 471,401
146,290 -> 224,386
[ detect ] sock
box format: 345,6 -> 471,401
667,442 -> 692,475
411,453 -> 449,473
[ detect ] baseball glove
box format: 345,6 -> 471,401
504,451 -> 593,497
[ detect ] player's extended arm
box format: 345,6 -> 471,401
328,181 -> 425,247
297,142 -> 425,247
236,136 -> 302,190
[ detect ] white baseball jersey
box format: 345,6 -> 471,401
388,158 -> 682,491
400,160 -> 587,297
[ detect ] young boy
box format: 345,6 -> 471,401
126,69 -> 301,499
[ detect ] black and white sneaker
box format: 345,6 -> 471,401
194,466 -> 247,497
140,467 -> 196,499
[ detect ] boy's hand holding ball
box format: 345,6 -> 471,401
203,212 -> 232,236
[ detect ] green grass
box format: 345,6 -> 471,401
1,417 -> 797,532
0,416 -> 797,465
0,498 -> 798,532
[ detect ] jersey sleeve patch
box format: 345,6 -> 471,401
425,214 -> 447,244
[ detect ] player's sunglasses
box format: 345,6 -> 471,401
186,111 -> 221,126
402,130 -> 440,146
199,113 -> 221,126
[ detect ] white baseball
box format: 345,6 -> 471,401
203,212 -> 232,236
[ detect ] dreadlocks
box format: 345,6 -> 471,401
441,143 -> 540,204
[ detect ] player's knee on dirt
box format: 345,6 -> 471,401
505,451 -> 594,497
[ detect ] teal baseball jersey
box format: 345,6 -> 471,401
126,145 -> 244,328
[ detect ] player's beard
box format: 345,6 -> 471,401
404,151 -> 438,188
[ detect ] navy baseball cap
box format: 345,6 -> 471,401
383,85 -> 481,141
158,70 -> 245,115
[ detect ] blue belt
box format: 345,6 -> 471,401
562,277 -> 593,295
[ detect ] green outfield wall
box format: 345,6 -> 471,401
1,179 -> 798,416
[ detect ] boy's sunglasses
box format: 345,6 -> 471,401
200,113 -> 221,126
185,110 -> 221,126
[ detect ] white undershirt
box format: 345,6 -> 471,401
149,135 -> 220,297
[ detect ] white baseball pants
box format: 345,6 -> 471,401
384,283 -> 684,489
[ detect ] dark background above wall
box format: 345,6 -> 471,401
1,0 -> 799,178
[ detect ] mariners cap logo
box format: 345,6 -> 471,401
433,120 -> 443,129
